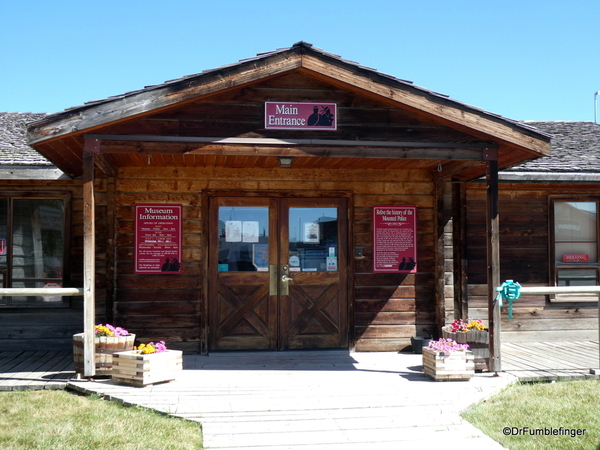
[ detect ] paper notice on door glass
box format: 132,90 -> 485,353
326,257 -> 338,271
225,221 -> 242,242
303,222 -> 320,243
242,221 -> 259,243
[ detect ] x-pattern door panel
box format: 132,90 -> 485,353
215,274 -> 274,349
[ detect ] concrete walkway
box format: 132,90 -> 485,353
68,350 -> 514,449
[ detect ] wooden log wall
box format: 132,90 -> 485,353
465,182 -> 599,342
113,166 -> 439,352
113,169 -> 202,353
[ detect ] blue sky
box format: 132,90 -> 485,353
2,0 -> 600,121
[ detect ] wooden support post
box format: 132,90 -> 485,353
452,181 -> 468,320
83,144 -> 97,377
486,159 -> 501,372
434,179 -> 446,336
105,176 -> 116,325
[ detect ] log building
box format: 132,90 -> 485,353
3,42 -> 579,354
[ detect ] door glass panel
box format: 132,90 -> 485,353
11,199 -> 65,304
288,207 -> 338,272
218,206 -> 269,272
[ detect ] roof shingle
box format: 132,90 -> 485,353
511,121 -> 600,173
0,112 -> 52,166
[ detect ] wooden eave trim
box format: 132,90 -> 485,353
298,55 -> 551,157
105,143 -> 484,161
86,134 -> 497,149
27,53 -> 305,146
85,135 -> 496,161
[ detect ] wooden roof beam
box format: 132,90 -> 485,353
90,144 -> 492,161
86,134 -> 497,161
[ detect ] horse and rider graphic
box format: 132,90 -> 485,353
307,105 -> 335,127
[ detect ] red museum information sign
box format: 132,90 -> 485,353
135,204 -> 182,274
373,206 -> 417,273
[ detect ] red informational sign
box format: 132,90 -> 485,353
135,204 -> 182,274
563,254 -> 589,263
373,206 -> 417,273
265,102 -> 337,130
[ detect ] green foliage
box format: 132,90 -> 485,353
0,390 -> 203,450
462,379 -> 600,450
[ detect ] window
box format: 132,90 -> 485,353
0,193 -> 70,307
552,200 -> 599,301
218,206 -> 269,272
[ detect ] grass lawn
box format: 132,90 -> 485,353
0,390 -> 203,450
462,379 -> 600,450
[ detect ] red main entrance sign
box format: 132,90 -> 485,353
264,102 -> 336,130
372,206 -> 417,273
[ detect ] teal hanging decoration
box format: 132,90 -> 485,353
495,280 -> 521,321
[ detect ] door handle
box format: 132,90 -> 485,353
281,275 -> 293,282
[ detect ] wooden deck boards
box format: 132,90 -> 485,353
0,351 -> 75,391
0,340 -> 598,391
67,351 -> 513,449
501,340 -> 599,381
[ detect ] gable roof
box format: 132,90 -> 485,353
25,42 -> 551,179
499,121 -> 600,181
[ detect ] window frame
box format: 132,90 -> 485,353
0,191 -> 72,308
549,196 -> 600,303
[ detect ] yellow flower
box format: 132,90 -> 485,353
134,342 -> 158,354
94,325 -> 114,337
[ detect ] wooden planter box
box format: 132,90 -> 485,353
73,333 -> 136,376
422,347 -> 475,381
111,350 -> 183,387
442,327 -> 489,371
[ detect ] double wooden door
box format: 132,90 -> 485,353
209,196 -> 348,350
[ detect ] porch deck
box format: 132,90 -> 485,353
0,340 -> 598,391
0,343 -> 597,449
502,340 -> 599,381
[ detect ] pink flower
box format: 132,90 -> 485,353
428,338 -> 469,353
153,341 -> 167,353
